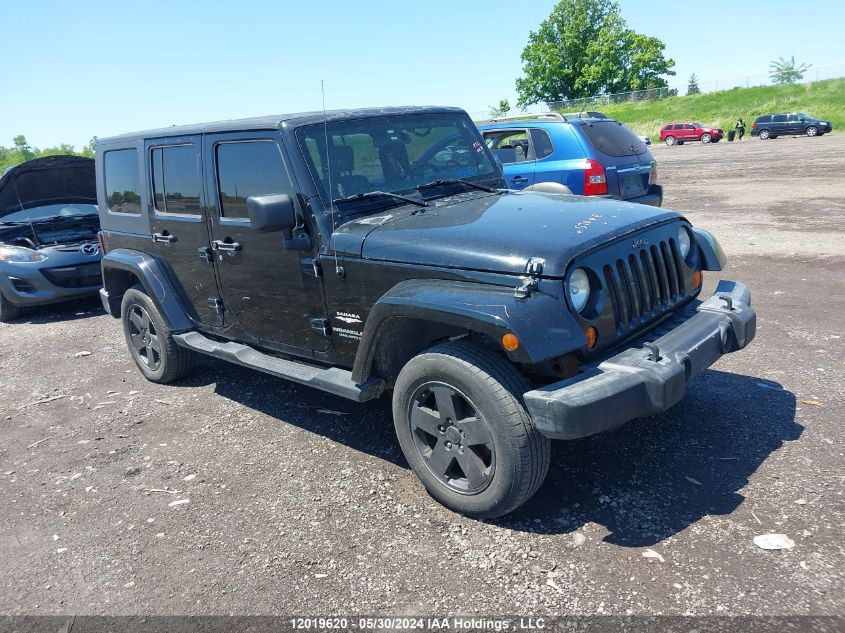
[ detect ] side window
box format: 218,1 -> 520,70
151,145 -> 201,215
773,114 -> 787,123
684,124 -> 695,130
787,114 -> 799,122
486,130 -> 532,164
530,129 -> 554,159
104,149 -> 141,214
216,141 -> 288,220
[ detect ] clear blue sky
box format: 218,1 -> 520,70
2,0 -> 842,150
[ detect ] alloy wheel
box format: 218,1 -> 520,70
408,382 -> 495,494
127,304 -> 162,370
806,126 -> 817,137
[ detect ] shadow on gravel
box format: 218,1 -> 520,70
499,370 -> 801,546
172,361 -> 800,547
6,295 -> 103,324
177,357 -> 402,466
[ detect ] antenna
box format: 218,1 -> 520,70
322,80 -> 341,276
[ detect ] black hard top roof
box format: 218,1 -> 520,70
98,106 -> 466,146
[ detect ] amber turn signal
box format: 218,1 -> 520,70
693,270 -> 702,287
585,326 -> 598,350
501,332 -> 520,351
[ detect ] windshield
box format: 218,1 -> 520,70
1,203 -> 98,224
296,112 -> 501,210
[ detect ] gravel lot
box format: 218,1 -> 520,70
1,134 -> 843,617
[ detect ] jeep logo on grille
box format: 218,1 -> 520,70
80,243 -> 99,256
632,238 -> 649,249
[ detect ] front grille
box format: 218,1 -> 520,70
41,262 -> 102,288
602,238 -> 685,332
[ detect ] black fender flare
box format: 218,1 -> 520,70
100,248 -> 194,332
351,279 -> 586,383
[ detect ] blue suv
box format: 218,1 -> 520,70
477,113 -> 662,206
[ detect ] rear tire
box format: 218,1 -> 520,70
806,126 -> 818,137
392,341 -> 550,518
0,291 -> 21,322
664,135 -> 676,146
121,286 -> 196,383
701,133 -> 712,144
759,129 -> 770,140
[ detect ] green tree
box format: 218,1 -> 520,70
488,99 -> 511,117
769,56 -> 810,85
515,0 -> 674,107
687,72 -> 701,95
13,135 -> 35,161
81,136 -> 98,158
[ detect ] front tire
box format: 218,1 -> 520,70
392,341 -> 550,518
0,291 -> 21,322
121,286 -> 195,383
701,133 -> 712,144
806,126 -> 818,137
664,135 -> 676,146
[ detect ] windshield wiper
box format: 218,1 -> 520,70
334,190 -> 427,208
417,178 -> 496,194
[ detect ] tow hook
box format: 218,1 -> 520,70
514,257 -> 545,299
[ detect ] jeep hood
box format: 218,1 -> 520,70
332,191 -> 682,277
0,155 -> 96,218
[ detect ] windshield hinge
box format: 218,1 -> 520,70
310,317 -> 331,337
514,257 -> 545,299
301,258 -> 322,278
207,297 -> 224,315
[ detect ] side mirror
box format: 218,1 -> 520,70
246,194 -> 311,251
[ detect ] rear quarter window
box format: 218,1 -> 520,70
578,121 -> 646,157
755,116 -> 771,124
104,149 -> 141,214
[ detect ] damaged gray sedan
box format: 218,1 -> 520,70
0,155 -> 101,321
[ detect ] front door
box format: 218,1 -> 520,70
203,132 -> 329,353
145,136 -> 221,325
482,129 -> 536,189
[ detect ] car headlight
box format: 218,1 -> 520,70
0,245 -> 48,263
678,227 -> 692,259
568,267 -> 591,313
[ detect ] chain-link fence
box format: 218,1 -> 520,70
470,63 -> 845,120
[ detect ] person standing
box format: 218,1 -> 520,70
736,117 -> 746,141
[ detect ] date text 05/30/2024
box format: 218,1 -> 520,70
289,617 -> 547,630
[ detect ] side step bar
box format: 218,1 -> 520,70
173,331 -> 384,402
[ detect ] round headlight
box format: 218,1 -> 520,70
0,245 -> 48,263
678,227 -> 691,259
568,268 -> 591,313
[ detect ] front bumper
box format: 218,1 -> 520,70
0,259 -> 101,307
524,280 -> 755,440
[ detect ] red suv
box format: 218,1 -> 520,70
660,122 -> 724,146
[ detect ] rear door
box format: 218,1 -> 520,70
576,120 -> 654,201
771,114 -> 788,135
203,131 -> 329,353
145,136 -> 221,325
481,128 -> 536,188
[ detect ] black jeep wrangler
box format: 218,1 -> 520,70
96,106 -> 755,518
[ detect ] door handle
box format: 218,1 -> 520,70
211,240 -> 242,255
151,232 -> 177,244
512,176 -> 529,183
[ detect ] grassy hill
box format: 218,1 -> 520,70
583,78 -> 844,139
